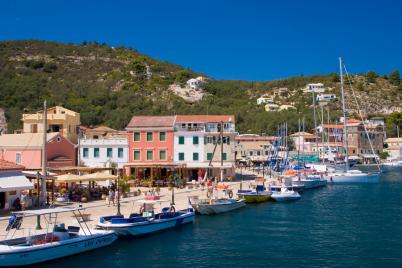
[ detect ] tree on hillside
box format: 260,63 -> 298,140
366,70 -> 378,84
385,112 -> 402,137
389,70 -> 400,86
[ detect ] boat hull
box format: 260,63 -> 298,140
271,192 -> 301,202
98,211 -> 195,236
0,230 -> 117,266
294,179 -> 327,189
239,194 -> 271,203
193,199 -> 245,215
325,172 -> 380,183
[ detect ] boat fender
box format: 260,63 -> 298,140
228,190 -> 233,199
139,206 -> 144,214
170,206 -> 176,213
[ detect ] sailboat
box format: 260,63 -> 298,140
324,58 -> 381,183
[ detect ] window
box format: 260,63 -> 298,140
178,136 -> 185,145
94,148 -> 100,158
146,132 -> 153,141
178,152 -> 185,161
16,153 -> 21,164
159,132 -> 166,141
134,132 -> 140,142
222,153 -> 227,161
107,148 -> 113,158
193,152 -> 199,161
133,150 -> 141,160
118,148 -> 124,158
207,153 -> 213,161
193,136 -> 199,145
146,150 -> 153,160
83,148 -> 89,158
31,124 -> 37,133
159,150 -> 166,160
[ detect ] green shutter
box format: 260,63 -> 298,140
207,153 -> 212,161
179,136 -> 185,144
83,148 -> 88,157
179,152 -> 184,161
193,152 -> 199,161
134,132 -> 140,141
193,136 -> 199,144
147,132 -> 153,141
107,148 -> 113,157
118,148 -> 123,158
94,148 -> 99,157
134,150 -> 140,160
159,150 -> 166,160
159,132 -> 166,141
147,150 -> 153,160
222,153 -> 227,161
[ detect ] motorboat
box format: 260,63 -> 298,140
189,184 -> 246,215
0,207 -> 117,267
325,169 -> 380,183
189,196 -> 245,215
237,185 -> 272,203
382,160 -> 402,167
271,187 -> 301,202
97,199 -> 195,236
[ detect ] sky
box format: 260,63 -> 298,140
1,0 -> 402,80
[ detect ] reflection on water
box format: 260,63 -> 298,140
33,167 -> 402,268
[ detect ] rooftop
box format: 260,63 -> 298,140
176,115 -> 235,123
0,133 -> 59,148
126,116 -> 176,128
290,132 -> 320,139
0,159 -> 25,171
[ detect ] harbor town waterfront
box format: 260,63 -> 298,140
1,1 -> 402,267
0,167 -> 400,268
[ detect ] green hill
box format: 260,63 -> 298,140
0,40 -> 401,136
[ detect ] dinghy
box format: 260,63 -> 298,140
271,187 -> 301,202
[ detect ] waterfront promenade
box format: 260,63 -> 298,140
0,169 -> 265,237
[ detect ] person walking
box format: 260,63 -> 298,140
108,188 -> 115,206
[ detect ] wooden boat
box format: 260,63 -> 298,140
0,207 -> 117,267
97,200 -> 195,236
190,197 -> 245,215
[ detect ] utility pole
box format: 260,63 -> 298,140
41,101 -> 47,206
116,169 -> 122,215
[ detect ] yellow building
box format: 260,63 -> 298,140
22,106 -> 81,144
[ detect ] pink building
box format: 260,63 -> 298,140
124,116 -> 176,179
0,133 -> 76,169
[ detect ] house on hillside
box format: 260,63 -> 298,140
302,83 -> 327,93
22,106 -> 81,144
79,126 -> 128,168
186,76 -> 209,89
0,133 -> 76,169
265,103 -> 279,112
317,93 -> 337,102
257,96 -> 274,105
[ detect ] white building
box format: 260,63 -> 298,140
257,96 -> 274,105
303,83 -> 327,93
173,126 -> 205,163
265,103 -> 279,112
317,93 -> 337,102
384,137 -> 402,160
186,77 -> 209,89
79,127 -> 128,168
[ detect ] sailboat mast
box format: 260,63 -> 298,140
339,57 -> 349,171
312,91 -> 319,157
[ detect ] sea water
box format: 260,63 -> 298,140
34,167 -> 402,268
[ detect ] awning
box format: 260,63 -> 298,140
361,154 -> 379,159
0,172 -> 34,192
185,162 -> 234,169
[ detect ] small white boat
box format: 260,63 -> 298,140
382,161 -> 402,167
97,200 -> 195,236
271,187 -> 301,202
190,197 -> 245,215
0,207 -> 117,267
325,169 -> 380,183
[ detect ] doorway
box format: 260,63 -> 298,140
0,192 -> 6,209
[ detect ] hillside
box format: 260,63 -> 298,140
0,40 -> 401,136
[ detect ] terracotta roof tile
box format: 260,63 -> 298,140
126,116 -> 176,128
0,159 -> 25,170
175,115 -> 235,123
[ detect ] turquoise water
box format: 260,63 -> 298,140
35,167 -> 402,268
